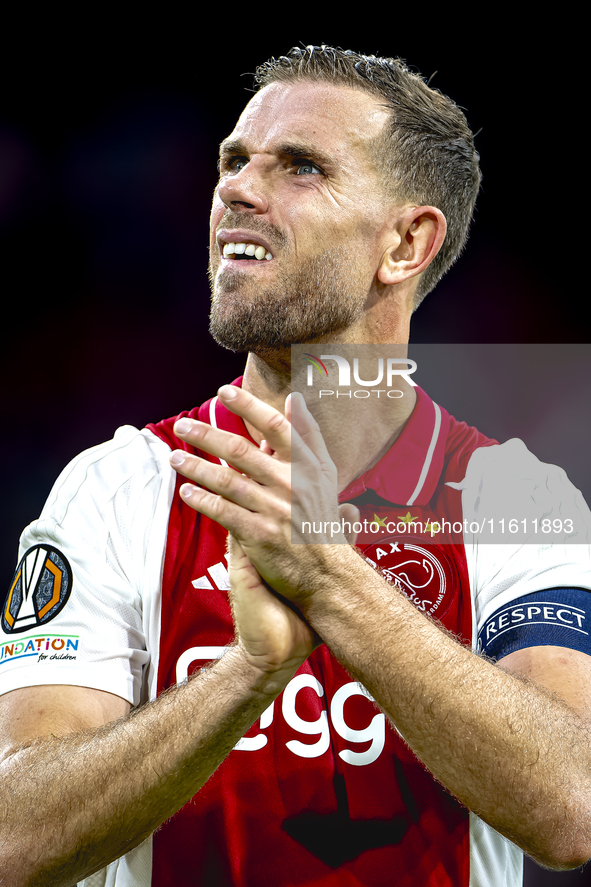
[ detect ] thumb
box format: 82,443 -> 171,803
339,503 -> 360,546
226,531 -> 241,559
226,533 -> 250,572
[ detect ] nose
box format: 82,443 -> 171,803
217,158 -> 269,214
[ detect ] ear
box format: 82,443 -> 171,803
377,206 -> 447,287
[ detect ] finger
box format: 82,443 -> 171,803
171,450 -> 270,512
174,418 -> 284,486
217,386 -> 291,460
178,481 -> 271,540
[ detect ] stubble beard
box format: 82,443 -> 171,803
208,246 -> 367,357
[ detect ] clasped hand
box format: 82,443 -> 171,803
169,385 -> 358,673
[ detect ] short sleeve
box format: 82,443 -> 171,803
0,426 -> 175,706
457,439 -> 591,650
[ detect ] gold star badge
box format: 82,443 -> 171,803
398,512 -> 417,524
372,514 -> 388,527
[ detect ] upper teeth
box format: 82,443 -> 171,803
223,242 -> 272,260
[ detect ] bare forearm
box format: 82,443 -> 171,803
0,646 -> 293,887
303,550 -> 591,869
164,386 -> 591,867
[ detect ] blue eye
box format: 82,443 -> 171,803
231,158 -> 248,172
296,161 -> 322,175
220,156 -> 247,174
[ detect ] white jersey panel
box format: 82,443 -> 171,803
456,439 -> 591,637
0,426 -> 174,707
469,813 -> 523,887
457,439 -> 589,886
80,835 -> 153,887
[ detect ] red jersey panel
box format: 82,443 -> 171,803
145,382 -> 496,887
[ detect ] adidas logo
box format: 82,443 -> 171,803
192,557 -> 230,591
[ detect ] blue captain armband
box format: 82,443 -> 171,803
478,588 -> 591,661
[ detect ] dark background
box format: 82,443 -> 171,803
1,11 -> 588,884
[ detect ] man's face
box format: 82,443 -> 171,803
208,79 -> 395,354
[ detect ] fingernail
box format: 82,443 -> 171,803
175,418 -> 193,434
180,483 -> 196,499
219,385 -> 237,399
170,450 -> 185,466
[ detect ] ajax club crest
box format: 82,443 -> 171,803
363,538 -> 457,618
3,545 -> 73,634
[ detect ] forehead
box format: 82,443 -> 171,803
223,80 -> 390,164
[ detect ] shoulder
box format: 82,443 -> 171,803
23,426 -> 176,554
47,425 -> 172,499
461,439 -> 590,538
461,439 -> 591,622
466,437 -> 564,480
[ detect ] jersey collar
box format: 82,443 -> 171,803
338,386 -> 450,507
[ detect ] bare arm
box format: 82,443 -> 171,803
171,385 -> 591,870
299,556 -> 591,870
0,538 -> 314,887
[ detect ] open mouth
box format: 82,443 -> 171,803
222,242 -> 273,261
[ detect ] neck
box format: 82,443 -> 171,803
242,345 -> 416,492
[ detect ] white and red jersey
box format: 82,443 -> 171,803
2,380 -> 591,886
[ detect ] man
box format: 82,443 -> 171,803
1,45 -> 590,886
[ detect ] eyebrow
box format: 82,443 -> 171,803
219,138 -> 334,171
218,138 -> 248,157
